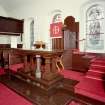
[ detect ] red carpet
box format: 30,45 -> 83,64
75,57 -> 105,103
75,77 -> 105,102
59,70 -> 85,81
0,83 -> 33,105
87,57 -> 105,80
86,70 -> 104,80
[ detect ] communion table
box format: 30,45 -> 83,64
11,48 -> 64,92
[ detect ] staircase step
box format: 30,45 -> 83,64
89,68 -> 105,73
91,62 -> 105,66
91,58 -> 105,62
86,70 -> 104,80
86,76 -> 104,81
75,77 -> 105,103
90,64 -> 105,71
91,58 -> 105,65
84,57 -> 105,81
91,64 -> 105,68
89,69 -> 105,73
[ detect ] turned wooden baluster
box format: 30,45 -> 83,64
42,55 -> 58,81
35,55 -> 41,79
24,55 -> 31,72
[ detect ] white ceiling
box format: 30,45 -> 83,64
0,0 -> 34,11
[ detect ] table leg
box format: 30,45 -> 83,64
35,55 -> 41,79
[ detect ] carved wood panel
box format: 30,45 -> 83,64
52,38 -> 64,50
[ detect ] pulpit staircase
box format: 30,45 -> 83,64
86,58 -> 105,80
75,57 -> 105,103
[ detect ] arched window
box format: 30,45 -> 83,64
52,13 -> 62,23
49,10 -> 63,50
86,5 -> 104,51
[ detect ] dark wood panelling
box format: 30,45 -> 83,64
0,16 -> 23,35
61,49 -> 72,70
70,52 -> 97,72
0,44 -> 23,48
0,44 -> 10,48
72,53 -> 87,72
52,38 -> 64,50
75,22 -> 79,49
17,44 -> 23,48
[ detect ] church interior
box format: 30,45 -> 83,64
0,0 -> 105,105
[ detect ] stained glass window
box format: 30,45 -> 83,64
86,5 -> 104,50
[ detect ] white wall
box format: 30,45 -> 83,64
8,0 -> 89,45
0,5 -> 11,44
0,6 -> 8,16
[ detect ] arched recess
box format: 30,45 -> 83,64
50,9 -> 63,50
23,17 -> 35,49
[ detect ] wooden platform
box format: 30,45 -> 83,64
0,74 -> 98,105
0,74 -> 76,105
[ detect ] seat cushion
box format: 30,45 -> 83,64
9,63 -> 24,73
0,68 -> 5,75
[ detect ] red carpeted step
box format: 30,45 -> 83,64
91,58 -> 105,62
86,70 -> 105,80
75,77 -> 105,103
91,61 -> 105,65
74,57 -> 105,103
89,68 -> 105,73
90,64 -> 105,72
59,69 -> 85,81
91,58 -> 105,65
0,83 -> 33,105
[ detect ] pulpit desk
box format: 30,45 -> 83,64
72,52 -> 96,72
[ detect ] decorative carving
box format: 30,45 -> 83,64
63,16 -> 75,31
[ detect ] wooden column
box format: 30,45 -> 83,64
42,56 -> 55,81
24,55 -> 31,72
35,55 -> 41,78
